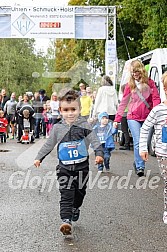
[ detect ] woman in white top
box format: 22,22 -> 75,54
92,75 -> 118,121
50,92 -> 60,125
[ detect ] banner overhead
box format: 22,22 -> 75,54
11,6 -> 75,38
0,5 -> 113,39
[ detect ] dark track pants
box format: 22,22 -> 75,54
56,166 -> 89,221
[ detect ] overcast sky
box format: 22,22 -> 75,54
1,0 -> 69,6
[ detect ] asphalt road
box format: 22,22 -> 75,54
0,139 -> 166,252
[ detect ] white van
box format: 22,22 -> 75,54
118,48 -> 167,155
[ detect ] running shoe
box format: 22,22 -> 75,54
59,219 -> 72,235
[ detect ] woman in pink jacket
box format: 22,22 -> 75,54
114,60 -> 160,176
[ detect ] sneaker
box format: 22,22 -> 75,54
98,164 -> 104,172
136,168 -> 144,177
119,146 -> 130,150
72,208 -> 80,222
59,219 -> 72,235
10,136 -> 14,140
163,211 -> 167,224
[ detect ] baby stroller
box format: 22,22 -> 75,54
21,117 -> 35,144
17,105 -> 35,144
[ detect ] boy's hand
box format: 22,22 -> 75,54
95,156 -> 104,164
34,160 -> 41,167
140,152 -> 148,161
113,122 -> 118,128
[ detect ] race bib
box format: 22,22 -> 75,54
97,132 -> 105,143
58,139 -> 88,165
97,132 -> 107,143
162,126 -> 167,143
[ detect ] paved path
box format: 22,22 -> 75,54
0,139 -> 166,252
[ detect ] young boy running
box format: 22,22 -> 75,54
93,112 -> 117,172
34,89 -> 104,235
139,71 -> 167,224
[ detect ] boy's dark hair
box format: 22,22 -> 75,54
58,89 -> 81,107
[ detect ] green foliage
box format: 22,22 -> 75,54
117,0 -> 167,50
0,38 -> 46,96
68,0 -> 167,62
68,0 -> 87,5
55,39 -> 96,90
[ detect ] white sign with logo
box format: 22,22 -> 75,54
105,40 -> 117,87
11,6 -> 75,38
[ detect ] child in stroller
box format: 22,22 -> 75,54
20,109 -> 35,144
17,105 -> 35,143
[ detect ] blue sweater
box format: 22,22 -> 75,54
93,122 -> 117,149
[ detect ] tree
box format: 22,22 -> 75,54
0,38 -> 46,95
118,0 -> 167,50
54,0 -> 107,78
54,39 -> 95,91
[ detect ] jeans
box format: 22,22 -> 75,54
127,119 -> 145,169
35,117 -> 41,137
0,132 -> 6,143
98,146 -> 111,170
